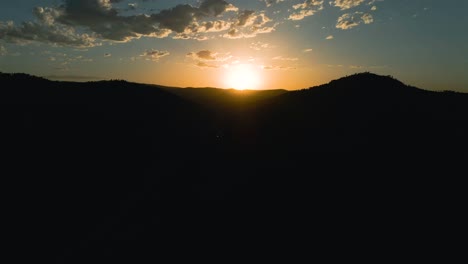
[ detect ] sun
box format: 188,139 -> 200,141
224,64 -> 262,90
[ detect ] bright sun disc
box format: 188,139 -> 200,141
224,64 -> 262,90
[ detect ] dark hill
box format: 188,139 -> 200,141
162,87 -> 287,112
1,72 -> 467,262
256,73 -> 468,158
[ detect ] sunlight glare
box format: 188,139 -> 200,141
224,64 -> 262,90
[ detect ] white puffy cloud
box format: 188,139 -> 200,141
336,12 -> 373,29
288,0 -> 324,21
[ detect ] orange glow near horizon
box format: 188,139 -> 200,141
223,64 -> 262,90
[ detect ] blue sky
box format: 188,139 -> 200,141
0,0 -> 467,91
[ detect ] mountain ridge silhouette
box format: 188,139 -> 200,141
1,71 -> 467,262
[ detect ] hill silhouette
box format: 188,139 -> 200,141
2,72 -> 467,262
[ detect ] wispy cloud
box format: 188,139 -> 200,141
196,62 -> 219,68
250,41 -> 274,51
187,50 -> 232,61
273,56 -> 299,61
140,49 -> 170,61
303,48 -> 313,52
326,35 -> 334,40
262,65 -> 296,70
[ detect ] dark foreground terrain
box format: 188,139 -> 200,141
2,72 -> 467,261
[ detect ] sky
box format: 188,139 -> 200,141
0,0 -> 467,91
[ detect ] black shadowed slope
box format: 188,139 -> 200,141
255,73 -> 468,169
2,72 -> 467,262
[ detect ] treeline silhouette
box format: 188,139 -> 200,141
2,72 -> 467,262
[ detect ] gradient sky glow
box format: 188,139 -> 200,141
0,0 -> 467,91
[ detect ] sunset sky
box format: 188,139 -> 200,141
0,0 -> 467,91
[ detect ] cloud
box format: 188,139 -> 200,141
361,13 -> 374,24
368,0 -> 384,5
371,6 -> 377,11
0,7 -> 98,48
127,3 -> 137,11
288,0 -> 324,21
303,48 -> 313,52
140,49 -> 170,61
196,62 -> 219,68
262,65 -> 296,70
251,41 -> 273,50
188,50 -> 217,60
336,12 -> 373,29
330,0 -> 365,10
326,35 -> 334,39
0,0 -> 247,45
186,49 -> 232,68
199,0 -> 238,16
187,50 -> 231,61
223,11 -> 277,39
262,0 -> 285,7
273,56 -> 299,61
56,0 -> 182,41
